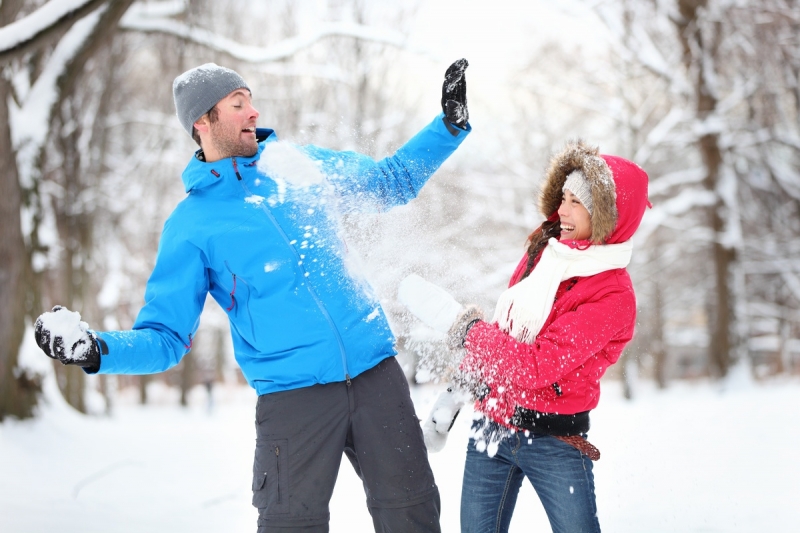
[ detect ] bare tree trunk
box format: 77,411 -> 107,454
98,374 -> 112,415
214,328 -> 227,382
180,353 -> 195,407
709,208 -> 736,377
652,280 -> 668,389
1,0 -> 137,419
32,0 -> 135,412
55,365 -> 87,412
0,0 -> 42,421
0,75 -> 41,420
619,345 -> 635,400
139,375 -> 149,405
49,97 -> 91,413
675,0 -> 736,378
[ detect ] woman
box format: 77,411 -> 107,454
448,140 -> 650,533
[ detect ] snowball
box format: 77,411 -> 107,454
37,308 -> 92,361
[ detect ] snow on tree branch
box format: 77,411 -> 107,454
10,9 -> 104,187
776,135 -> 800,152
766,157 -> 800,201
119,5 -> 408,64
634,107 -> 686,163
780,271 -> 800,303
592,3 -> 678,86
634,187 -> 717,244
647,167 -> 706,197
0,0 -> 106,57
743,259 -> 800,276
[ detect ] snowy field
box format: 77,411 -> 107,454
2,369 -> 799,533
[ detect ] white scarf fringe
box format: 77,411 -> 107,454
491,238 -> 632,343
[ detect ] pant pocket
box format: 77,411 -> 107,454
252,439 -> 290,516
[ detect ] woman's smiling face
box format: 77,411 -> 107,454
558,189 -> 592,241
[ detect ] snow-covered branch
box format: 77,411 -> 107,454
0,0 -> 107,60
779,271 -> 800,303
647,167 -> 706,196
743,259 -> 800,275
593,3 -> 678,84
119,6 -> 408,64
9,9 -> 104,186
775,134 -> 800,152
766,157 -> 800,201
634,187 -> 717,244
633,107 -> 686,164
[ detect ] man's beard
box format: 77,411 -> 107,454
209,122 -> 258,159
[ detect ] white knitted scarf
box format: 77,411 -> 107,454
492,238 -> 633,343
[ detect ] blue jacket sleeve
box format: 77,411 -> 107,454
95,215 -> 208,375
301,113 -> 470,212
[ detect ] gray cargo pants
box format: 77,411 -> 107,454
252,356 -> 441,532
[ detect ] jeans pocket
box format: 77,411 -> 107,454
252,439 -> 289,515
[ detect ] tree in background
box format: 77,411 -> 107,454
0,0 -> 136,420
589,0 -> 800,382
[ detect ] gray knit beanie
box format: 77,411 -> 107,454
173,63 -> 250,135
563,170 -> 593,215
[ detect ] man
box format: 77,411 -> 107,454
34,59 -> 471,532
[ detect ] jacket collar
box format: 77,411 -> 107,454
181,128 -> 277,193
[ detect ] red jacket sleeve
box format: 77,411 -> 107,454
461,284 -> 635,392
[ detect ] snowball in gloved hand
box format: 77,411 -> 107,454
34,306 -> 100,368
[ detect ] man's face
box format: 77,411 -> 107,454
200,89 -> 259,161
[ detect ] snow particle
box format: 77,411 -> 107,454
245,195 -> 265,206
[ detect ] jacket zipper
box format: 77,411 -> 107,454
224,261 -> 256,340
234,158 -> 350,380
274,445 -> 281,503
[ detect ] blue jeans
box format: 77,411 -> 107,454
460,422 -> 600,533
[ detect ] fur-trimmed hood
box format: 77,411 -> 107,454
540,140 -> 650,244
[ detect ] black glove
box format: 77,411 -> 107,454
34,305 -> 101,369
441,58 -> 469,128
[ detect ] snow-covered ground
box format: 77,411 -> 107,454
2,371 -> 798,533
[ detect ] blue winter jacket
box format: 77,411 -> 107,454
95,114 -> 469,395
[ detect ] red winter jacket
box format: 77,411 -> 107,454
460,144 -> 649,431
462,259 -> 635,425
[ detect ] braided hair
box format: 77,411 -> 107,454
520,219 -> 561,280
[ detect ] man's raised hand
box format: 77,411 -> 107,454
441,58 -> 469,128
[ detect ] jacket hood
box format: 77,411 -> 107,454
539,140 -> 650,244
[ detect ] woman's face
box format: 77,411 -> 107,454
558,189 -> 592,241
